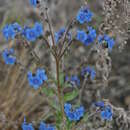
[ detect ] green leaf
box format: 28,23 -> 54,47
64,89 -> 79,102
41,87 -> 55,97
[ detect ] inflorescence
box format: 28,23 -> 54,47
65,75 -> 80,87
64,103 -> 85,121
27,68 -> 48,89
76,7 -> 93,24
22,118 -> 55,130
81,66 -> 96,80
76,26 -> 96,46
94,101 -> 113,121
2,48 -> 16,65
0,0 -> 116,129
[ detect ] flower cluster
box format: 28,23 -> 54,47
22,22 -> 43,42
98,34 -> 115,51
39,122 -> 55,130
95,101 -> 113,121
22,119 -> 55,130
22,119 -> 34,130
2,23 -> 22,40
2,22 -> 43,42
65,75 -> 80,86
81,66 -> 96,80
27,68 -> 48,89
76,26 -> 96,46
2,48 -> 16,65
76,7 -> 93,24
64,103 -> 85,121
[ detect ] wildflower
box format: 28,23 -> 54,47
64,103 -> 85,121
34,22 -> 43,37
29,0 -> 38,7
12,22 -> 22,33
84,26 -> 96,46
81,66 -> 96,80
64,103 -> 72,112
70,75 -> 80,86
104,35 -> 115,50
27,72 -> 43,89
98,34 -> 115,51
39,122 -> 55,130
54,27 -> 65,43
76,7 -> 93,24
76,30 -> 87,43
74,106 -> 85,121
27,68 -> 47,89
98,35 -> 104,43
94,101 -> 113,121
36,68 -> 48,81
22,118 -> 34,130
24,28 -> 37,42
76,27 -> 96,46
100,106 -> 113,121
2,48 -> 16,65
65,75 -> 80,86
94,101 -> 105,108
2,24 -> 16,40
22,26 -> 29,36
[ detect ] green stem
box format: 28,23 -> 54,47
55,57 -> 66,130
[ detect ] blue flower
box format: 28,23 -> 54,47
2,48 -> 16,65
22,118 -> 34,130
76,11 -> 87,24
64,103 -> 72,112
84,27 -> 96,46
98,35 -> 104,43
39,122 -> 55,130
29,0 -> 37,7
27,72 -> 43,89
82,8 -> 93,22
76,27 -> 96,46
34,22 -> 43,37
12,22 -> 22,33
94,101 -> 113,121
2,24 -> 16,40
65,75 -> 80,86
64,103 -> 85,121
70,75 -> 80,86
74,106 -> 85,121
104,35 -> 115,51
98,34 -> 115,51
94,101 -> 105,108
54,27 -> 65,43
27,68 -> 47,89
76,30 -> 87,43
76,7 -> 93,24
36,68 -> 48,81
81,66 -> 96,80
101,106 -> 113,121
24,28 -> 37,42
